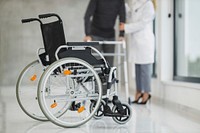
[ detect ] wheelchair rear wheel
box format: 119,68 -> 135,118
16,60 -> 47,121
38,57 -> 102,127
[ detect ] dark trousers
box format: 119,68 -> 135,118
91,35 -> 115,66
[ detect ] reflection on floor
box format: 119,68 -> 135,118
1,86 -> 200,133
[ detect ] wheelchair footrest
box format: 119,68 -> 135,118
103,105 -> 126,117
104,112 -> 127,117
112,96 -> 125,114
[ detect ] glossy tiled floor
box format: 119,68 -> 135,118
1,86 -> 200,133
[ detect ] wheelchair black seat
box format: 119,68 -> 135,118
58,46 -> 104,66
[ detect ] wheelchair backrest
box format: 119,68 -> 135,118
22,13 -> 108,69
41,20 -> 66,64
22,14 -> 66,65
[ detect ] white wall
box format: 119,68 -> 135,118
151,0 -> 200,111
0,0 -> 89,86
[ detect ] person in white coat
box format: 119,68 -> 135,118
121,0 -> 156,104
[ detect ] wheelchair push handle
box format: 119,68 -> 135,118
38,13 -> 62,21
22,18 -> 38,23
21,18 -> 42,24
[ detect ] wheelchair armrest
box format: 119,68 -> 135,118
55,43 -> 110,69
67,42 -> 99,46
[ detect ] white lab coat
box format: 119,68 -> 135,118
125,0 -> 155,64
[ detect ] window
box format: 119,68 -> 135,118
174,0 -> 200,83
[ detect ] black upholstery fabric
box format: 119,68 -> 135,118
39,52 -> 50,66
41,20 -> 66,63
58,47 -> 104,66
40,20 -> 104,67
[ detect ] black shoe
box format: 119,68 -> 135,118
131,93 -> 143,104
138,94 -> 151,105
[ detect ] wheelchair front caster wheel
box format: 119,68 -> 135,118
90,100 -> 106,119
112,103 -> 132,124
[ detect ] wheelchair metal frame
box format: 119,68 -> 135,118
16,13 -> 132,128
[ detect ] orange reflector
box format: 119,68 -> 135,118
63,70 -> 72,75
30,74 -> 37,81
51,102 -> 57,108
78,106 -> 85,113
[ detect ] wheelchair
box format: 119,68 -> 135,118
16,13 -> 132,128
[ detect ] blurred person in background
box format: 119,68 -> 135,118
84,0 -> 126,67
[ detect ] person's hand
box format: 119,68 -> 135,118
118,36 -> 125,41
83,36 -> 92,42
119,23 -> 125,31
